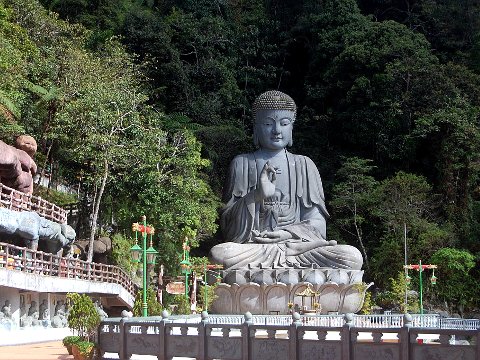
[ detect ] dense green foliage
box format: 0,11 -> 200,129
1,0 -> 480,312
430,248 -> 477,313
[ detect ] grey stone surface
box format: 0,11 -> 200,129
219,268 -> 363,285
211,282 -> 372,315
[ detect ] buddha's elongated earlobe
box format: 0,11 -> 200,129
288,127 -> 293,147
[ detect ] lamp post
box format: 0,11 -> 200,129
179,237 -> 191,299
404,260 -> 437,315
131,215 -> 158,317
203,264 -> 223,312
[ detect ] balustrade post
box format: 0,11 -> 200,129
119,317 -> 127,360
9,188 -> 13,209
48,254 -> 53,275
242,312 -> 253,360
21,248 -> 27,272
96,322 -> 105,359
198,311 -> 209,360
290,312 -> 301,360
158,309 -> 169,360
342,313 -> 353,360
475,327 -> 480,360
5,245 -> 10,269
400,313 -> 412,360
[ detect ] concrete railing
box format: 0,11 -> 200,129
0,241 -> 137,298
0,182 -> 68,223
201,313 -> 479,330
97,312 -> 480,360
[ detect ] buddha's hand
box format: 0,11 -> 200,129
252,229 -> 292,243
255,161 -> 277,201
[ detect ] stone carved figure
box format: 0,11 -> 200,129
52,300 -> 67,328
27,301 -> 38,317
210,91 -> 363,271
0,300 -> 14,329
38,299 -> 51,327
21,301 -> 40,327
54,300 -> 65,316
0,207 -> 76,253
94,300 -> 108,320
0,136 -> 37,194
38,299 -> 48,320
1,300 -> 12,318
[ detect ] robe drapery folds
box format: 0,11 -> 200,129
211,151 -> 363,270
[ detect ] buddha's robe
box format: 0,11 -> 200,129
210,151 -> 363,270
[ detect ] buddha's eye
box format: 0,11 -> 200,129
280,119 -> 292,126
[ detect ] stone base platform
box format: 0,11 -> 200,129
211,281 -> 373,315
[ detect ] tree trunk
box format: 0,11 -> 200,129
353,202 -> 369,271
87,159 -> 108,262
36,142 -> 53,187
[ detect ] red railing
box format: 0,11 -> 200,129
0,242 -> 137,298
0,183 -> 68,223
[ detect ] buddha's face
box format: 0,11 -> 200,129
254,109 -> 294,150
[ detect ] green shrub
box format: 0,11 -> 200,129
62,335 -> 81,347
353,283 -> 373,314
66,293 -> 100,341
197,283 -> 218,312
33,185 -> 78,206
170,294 -> 191,315
75,340 -> 96,357
132,287 -> 163,316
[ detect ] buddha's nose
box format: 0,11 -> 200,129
273,122 -> 281,134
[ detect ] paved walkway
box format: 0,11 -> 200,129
0,341 -> 72,360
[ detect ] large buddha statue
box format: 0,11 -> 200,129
210,91 -> 363,271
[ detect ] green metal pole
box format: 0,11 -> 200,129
185,239 -> 189,300
419,259 -> 423,316
142,216 -> 148,317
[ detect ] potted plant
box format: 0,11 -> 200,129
62,335 -> 81,355
72,340 -> 96,360
66,293 -> 101,360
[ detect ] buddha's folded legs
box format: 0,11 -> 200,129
293,244 -> 363,270
210,242 -> 363,270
